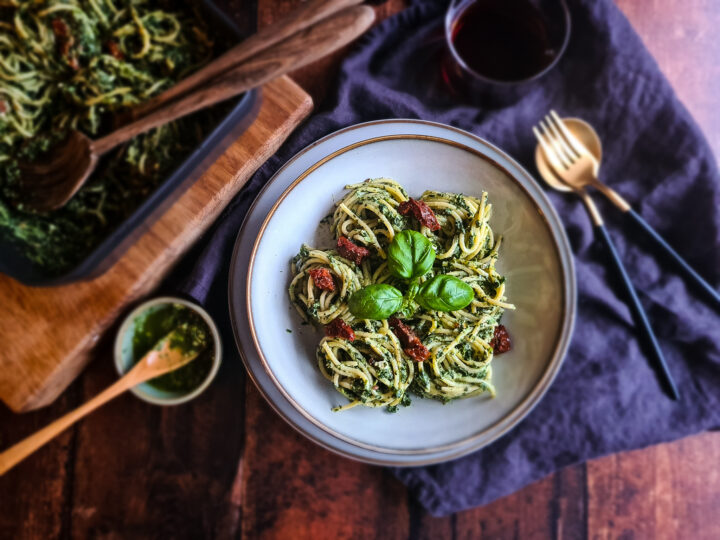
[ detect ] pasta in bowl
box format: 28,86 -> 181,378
289,179 -> 514,412
243,124 -> 575,454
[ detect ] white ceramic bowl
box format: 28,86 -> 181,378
114,296 -> 222,406
231,119 -> 576,465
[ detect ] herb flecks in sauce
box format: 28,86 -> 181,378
132,304 -> 214,393
0,1 -> 222,275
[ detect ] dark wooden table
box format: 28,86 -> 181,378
2,1 -> 719,538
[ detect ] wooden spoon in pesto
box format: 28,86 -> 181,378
0,324 -> 207,476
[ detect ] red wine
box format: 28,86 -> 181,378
450,0 -> 557,82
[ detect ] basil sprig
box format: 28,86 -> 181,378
348,231 -> 474,320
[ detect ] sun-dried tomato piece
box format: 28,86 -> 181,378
106,40 -> 124,60
51,18 -> 70,39
337,236 -> 370,264
52,18 -> 79,70
0,100 -> 6,114
404,343 -> 430,362
389,317 -> 428,361
490,324 -> 511,354
388,317 -> 421,348
398,198 -> 441,231
308,267 -> 335,291
325,318 -> 355,341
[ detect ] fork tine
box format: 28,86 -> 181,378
533,125 -> 566,173
549,110 -> 587,157
540,120 -> 572,168
545,114 -> 579,161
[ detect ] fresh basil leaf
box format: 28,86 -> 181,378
387,230 -> 435,280
417,275 -> 474,312
348,284 -> 404,320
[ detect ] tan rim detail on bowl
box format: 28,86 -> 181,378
233,120 -> 575,460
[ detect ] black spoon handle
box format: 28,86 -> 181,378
595,224 -> 679,400
625,208 -> 720,309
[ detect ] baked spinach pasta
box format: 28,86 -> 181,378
0,0 -> 221,274
289,178 -> 515,412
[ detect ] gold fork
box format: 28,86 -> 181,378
533,112 -> 679,400
540,111 -> 720,307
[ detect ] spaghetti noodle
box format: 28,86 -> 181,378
290,179 -> 515,411
0,0 -> 216,274
317,319 -> 414,412
419,190 -> 494,260
331,177 -> 408,258
289,245 -> 367,325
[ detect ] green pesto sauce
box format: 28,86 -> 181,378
132,304 -> 214,393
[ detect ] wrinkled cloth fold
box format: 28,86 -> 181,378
175,0 -> 720,516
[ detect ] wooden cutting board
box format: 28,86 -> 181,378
0,76 -> 312,413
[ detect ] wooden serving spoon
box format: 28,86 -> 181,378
0,327 -> 205,476
20,5 -> 375,212
133,0 -> 364,118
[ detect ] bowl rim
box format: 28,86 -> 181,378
242,119 -> 577,455
113,296 -> 222,406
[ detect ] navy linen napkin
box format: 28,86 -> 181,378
174,0 -> 720,516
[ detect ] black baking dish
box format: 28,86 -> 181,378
0,0 -> 259,287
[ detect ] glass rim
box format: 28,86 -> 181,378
444,0 -> 573,87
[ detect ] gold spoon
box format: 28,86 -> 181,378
534,114 -> 679,400
0,327 -> 206,475
534,117 -> 601,191
534,113 -> 630,209
534,117 -> 607,225
536,111 -> 720,308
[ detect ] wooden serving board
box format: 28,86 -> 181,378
0,76 -> 312,413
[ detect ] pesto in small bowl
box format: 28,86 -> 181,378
114,297 -> 222,405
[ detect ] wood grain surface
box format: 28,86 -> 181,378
1,0 -> 719,539
0,76 -> 312,413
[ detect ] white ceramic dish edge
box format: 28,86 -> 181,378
230,119 -> 576,466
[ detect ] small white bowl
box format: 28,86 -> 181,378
114,296 -> 222,406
